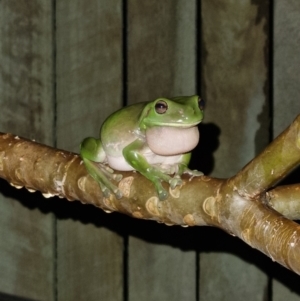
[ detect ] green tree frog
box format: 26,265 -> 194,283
80,95 -> 204,200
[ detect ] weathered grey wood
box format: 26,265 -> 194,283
129,237 -> 196,301
273,0 -> 300,137
200,253 -> 268,300
56,1 -> 123,152
57,221 -> 124,300
0,0 -> 55,300
273,279 -> 300,301
55,1 -> 124,300
200,1 -> 269,300
127,0 -> 197,101
273,0 -> 300,299
127,1 -> 197,300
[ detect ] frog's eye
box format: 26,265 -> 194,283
155,100 -> 168,114
198,98 -> 205,111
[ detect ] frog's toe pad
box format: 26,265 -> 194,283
185,169 -> 203,177
113,173 -> 123,182
158,189 -> 168,201
103,165 -> 114,174
102,187 -> 111,198
114,189 -> 123,199
169,177 -> 183,189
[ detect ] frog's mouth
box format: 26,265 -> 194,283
150,121 -> 201,128
145,126 -> 200,156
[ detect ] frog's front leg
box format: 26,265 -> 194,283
123,139 -> 172,200
169,152 -> 203,189
80,137 -> 123,198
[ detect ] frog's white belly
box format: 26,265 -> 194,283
106,150 -> 183,172
105,126 -> 199,172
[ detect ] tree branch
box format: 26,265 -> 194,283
0,114 -> 299,274
266,184 -> 300,220
230,114 -> 300,198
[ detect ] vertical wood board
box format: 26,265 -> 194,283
57,219 -> 124,300
0,0 -> 54,143
56,0 -> 123,152
127,1 -> 197,300
200,1 -> 270,300
127,0 -> 197,101
129,236 -> 196,301
201,0 -> 270,177
55,1 -> 124,300
200,252 -> 268,300
273,0 -> 300,137
0,0 -> 55,300
273,0 -> 300,299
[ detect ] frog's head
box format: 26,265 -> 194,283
139,95 -> 204,155
139,95 -> 204,129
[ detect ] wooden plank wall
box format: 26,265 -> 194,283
0,0 -> 299,300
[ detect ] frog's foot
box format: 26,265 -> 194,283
183,168 -> 203,178
95,164 -> 124,199
99,164 -> 123,182
83,159 -> 123,199
169,175 -> 183,189
153,180 -> 168,201
140,167 -> 172,200
168,167 -> 203,190
99,180 -> 123,199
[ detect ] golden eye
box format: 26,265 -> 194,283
198,98 -> 205,111
155,100 -> 168,114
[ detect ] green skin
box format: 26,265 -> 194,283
80,95 -> 204,200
